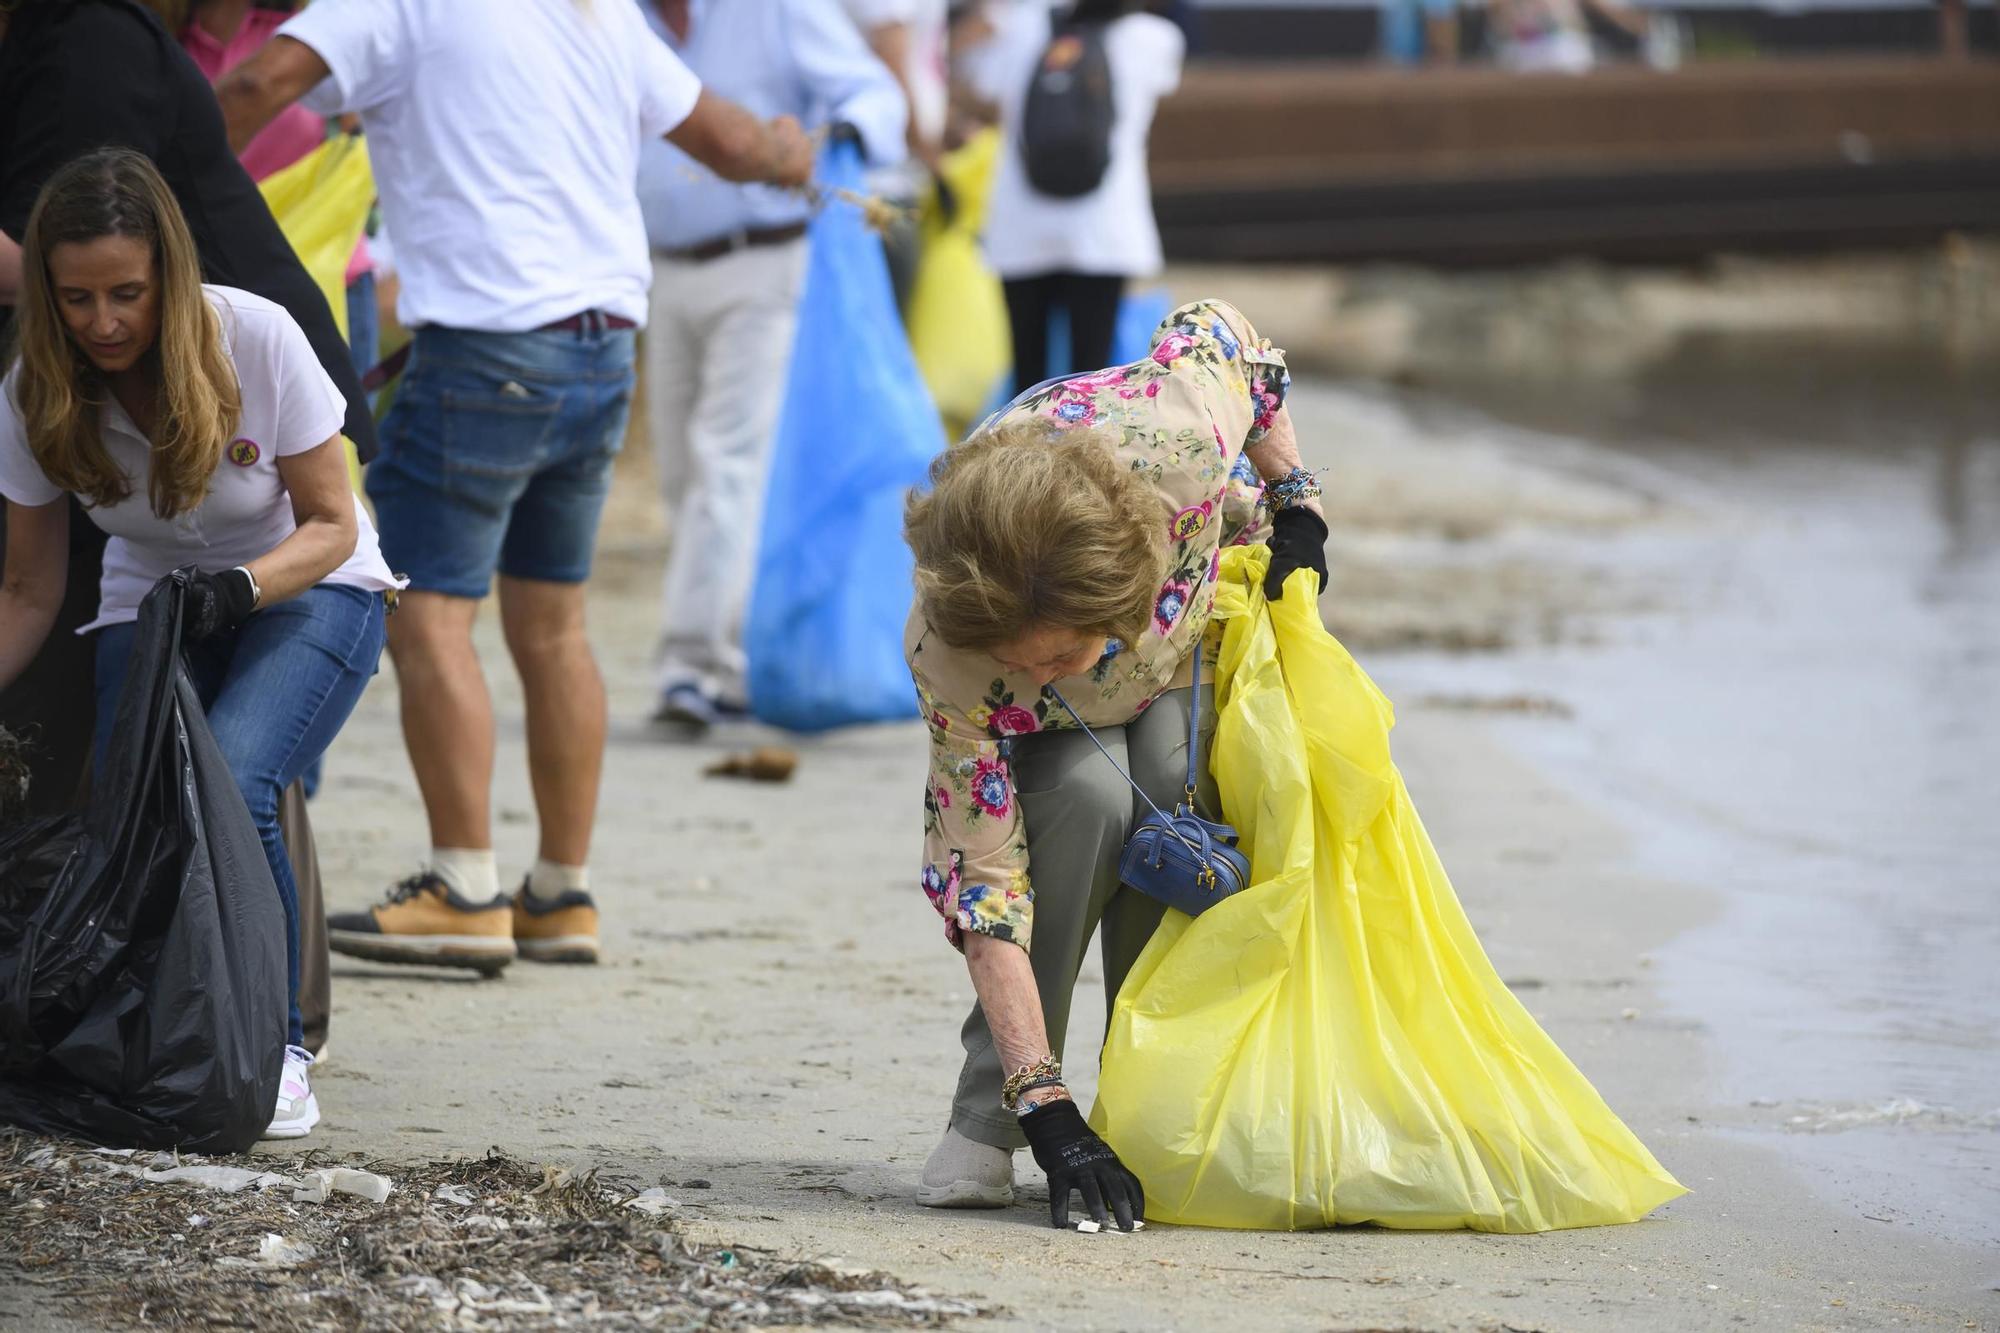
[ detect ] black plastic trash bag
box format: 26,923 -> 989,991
0,569 -> 285,1151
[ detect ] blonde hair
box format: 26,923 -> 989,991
905,421 -> 1168,652
10,149 -> 240,519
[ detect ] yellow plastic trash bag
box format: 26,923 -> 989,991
906,129 -> 1010,440
1091,544 -> 1687,1232
257,135 -> 374,342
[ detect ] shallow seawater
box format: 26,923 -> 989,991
1342,331 -> 2000,1250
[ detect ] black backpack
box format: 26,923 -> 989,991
1020,18 -> 1116,199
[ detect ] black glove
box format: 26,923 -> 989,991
1263,506 -> 1328,602
1019,1099 -> 1145,1232
183,567 -> 258,641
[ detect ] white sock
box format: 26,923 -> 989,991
428,847 -> 499,904
525,858 -> 589,903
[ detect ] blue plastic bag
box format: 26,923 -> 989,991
745,144 -> 945,731
1112,286 -> 1174,365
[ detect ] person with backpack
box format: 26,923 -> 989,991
966,0 -> 1183,396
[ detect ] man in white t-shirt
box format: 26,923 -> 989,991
215,0 -> 814,973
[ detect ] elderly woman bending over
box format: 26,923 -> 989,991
903,300 -> 1327,1230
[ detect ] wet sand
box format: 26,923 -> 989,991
173,367 -> 1990,1331
1396,329 -> 2000,1251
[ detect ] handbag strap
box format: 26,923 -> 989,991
1044,650 -> 1206,855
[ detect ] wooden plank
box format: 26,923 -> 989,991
1147,57 -> 2000,260
1151,58 -> 2000,189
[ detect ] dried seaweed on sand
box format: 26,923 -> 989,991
1,1131 -> 987,1330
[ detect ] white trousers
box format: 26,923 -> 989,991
645,240 -> 808,705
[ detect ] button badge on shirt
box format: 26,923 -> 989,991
228,438 -> 262,467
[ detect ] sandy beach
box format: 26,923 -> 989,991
7,294 -> 1996,1329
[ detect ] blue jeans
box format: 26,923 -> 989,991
92,584 -> 387,1048
365,323 -> 636,597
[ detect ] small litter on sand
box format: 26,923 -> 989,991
292,1166 -> 394,1204
140,1163 -> 289,1194
704,746 -> 800,783
1,1132 -> 988,1329
253,1233 -> 316,1267
625,1186 -> 679,1215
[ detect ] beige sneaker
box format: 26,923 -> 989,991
917,1126 -> 1015,1208
327,873 -> 516,975
510,883 -> 600,964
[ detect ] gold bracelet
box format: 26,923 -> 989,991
1012,1077 -> 1069,1116
1000,1055 -> 1062,1111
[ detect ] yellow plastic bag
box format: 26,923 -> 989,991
257,135 -> 374,342
1091,545 -> 1686,1232
905,130 -> 1010,440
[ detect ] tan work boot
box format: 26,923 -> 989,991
510,882 -> 600,964
917,1126 -> 1015,1208
327,873 -> 516,975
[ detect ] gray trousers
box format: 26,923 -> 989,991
950,684 -> 1221,1150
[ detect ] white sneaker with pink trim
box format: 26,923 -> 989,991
262,1045 -> 320,1140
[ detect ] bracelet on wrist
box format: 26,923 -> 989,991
1014,1082 -> 1072,1117
1264,466 -> 1323,511
1000,1055 -> 1062,1111
231,565 -> 263,609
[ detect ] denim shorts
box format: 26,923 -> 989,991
365,323 -> 636,598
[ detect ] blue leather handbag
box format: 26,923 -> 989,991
1047,652 -> 1251,917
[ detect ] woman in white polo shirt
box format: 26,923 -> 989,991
0,149 -> 400,1140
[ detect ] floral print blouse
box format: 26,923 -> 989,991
906,299 -> 1290,952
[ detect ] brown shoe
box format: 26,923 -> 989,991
510,882 -> 600,964
327,873 -> 516,976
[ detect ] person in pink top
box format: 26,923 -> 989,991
144,0 -> 379,393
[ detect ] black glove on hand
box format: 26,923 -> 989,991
1019,1099 -> 1146,1232
1263,506 -> 1329,602
184,568 -> 258,641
